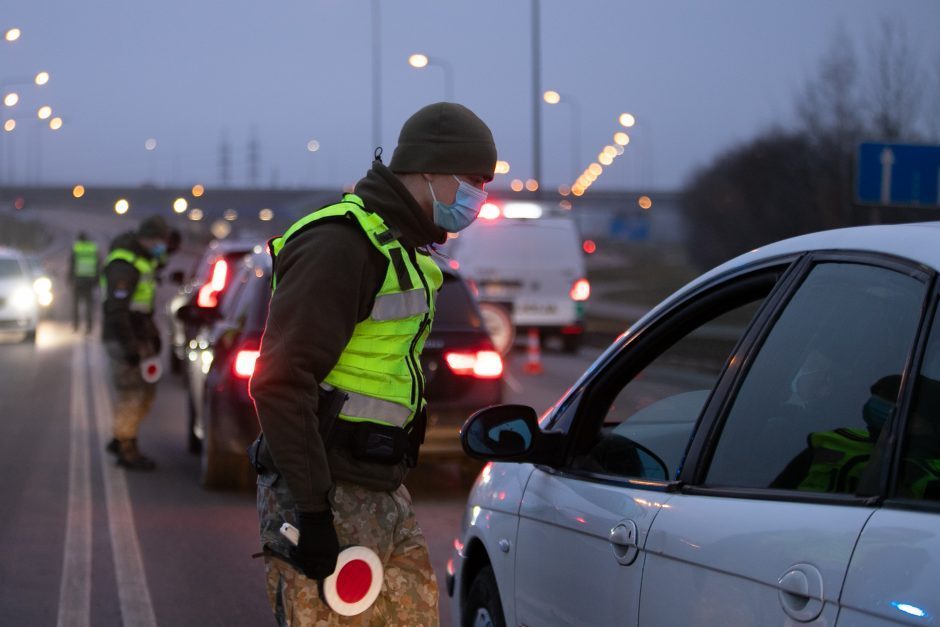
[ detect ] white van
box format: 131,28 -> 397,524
443,202 -> 589,353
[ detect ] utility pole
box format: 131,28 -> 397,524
371,0 -> 382,151
531,0 -> 542,185
219,132 -> 232,188
248,129 -> 260,187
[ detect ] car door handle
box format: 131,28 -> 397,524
609,521 -> 639,566
777,564 -> 824,622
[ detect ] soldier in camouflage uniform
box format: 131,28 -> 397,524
250,103 -> 497,626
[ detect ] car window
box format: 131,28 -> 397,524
706,262 -> 925,495
220,266 -> 252,322
434,274 -> 483,329
898,302 -> 940,502
567,269 -> 780,481
0,258 -> 25,279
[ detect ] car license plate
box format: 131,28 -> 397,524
519,303 -> 557,314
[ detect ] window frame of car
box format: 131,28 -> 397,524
883,289 -> 940,514
534,253 -> 807,492
682,250 -> 936,509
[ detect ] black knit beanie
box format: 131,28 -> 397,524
389,102 -> 497,181
138,215 -> 171,240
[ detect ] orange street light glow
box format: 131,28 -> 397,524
510,179 -> 524,192
494,160 -> 510,175
638,195 -> 653,210
619,113 -> 636,127
543,90 -> 561,104
5,28 -> 21,42
72,185 -> 85,198
34,71 -> 50,86
49,117 -> 63,130
192,184 -> 205,197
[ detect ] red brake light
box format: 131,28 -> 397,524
445,350 -> 503,379
478,202 -> 501,220
570,278 -> 590,301
197,259 -> 229,308
233,349 -> 260,378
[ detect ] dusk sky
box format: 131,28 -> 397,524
2,0 -> 939,192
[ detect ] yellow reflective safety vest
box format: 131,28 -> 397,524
72,240 -> 99,278
799,428 -> 874,494
270,194 -> 443,432
103,248 -> 158,314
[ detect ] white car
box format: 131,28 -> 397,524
450,223 -> 940,627
0,247 -> 39,343
444,202 -> 589,353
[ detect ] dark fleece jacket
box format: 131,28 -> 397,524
250,161 -> 444,513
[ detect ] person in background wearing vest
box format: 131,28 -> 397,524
69,231 -> 99,333
249,102 -> 496,625
101,215 -> 172,471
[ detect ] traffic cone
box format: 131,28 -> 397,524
523,328 -> 544,375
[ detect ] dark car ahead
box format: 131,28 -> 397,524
167,239 -> 259,374
180,250 -> 504,489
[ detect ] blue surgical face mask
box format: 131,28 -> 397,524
863,395 -> 895,432
150,243 -> 167,259
428,176 -> 488,233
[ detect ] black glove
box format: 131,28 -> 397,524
293,510 -> 340,581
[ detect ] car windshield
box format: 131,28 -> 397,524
0,259 -> 25,279
434,275 -> 482,329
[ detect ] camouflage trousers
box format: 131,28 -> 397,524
258,478 -> 439,626
104,342 -> 156,441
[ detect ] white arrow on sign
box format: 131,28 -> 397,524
880,147 -> 895,204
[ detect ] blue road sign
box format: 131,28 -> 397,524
856,142 -> 940,208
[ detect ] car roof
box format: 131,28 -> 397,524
688,222 -> 940,294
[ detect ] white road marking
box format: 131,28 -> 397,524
57,340 -> 92,627
89,343 -> 158,627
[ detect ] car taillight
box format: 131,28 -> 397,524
233,349 -> 260,378
445,350 -> 503,379
570,278 -> 590,301
197,259 -> 229,308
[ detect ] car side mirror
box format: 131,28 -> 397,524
176,304 -> 221,326
460,404 -> 564,465
170,270 -> 185,286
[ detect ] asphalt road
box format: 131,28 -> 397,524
0,211 -> 606,626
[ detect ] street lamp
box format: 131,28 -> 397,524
3,92 -> 18,107
37,105 -> 52,120
407,53 -> 454,101
34,71 -> 49,86
543,89 -> 582,178
4,28 -> 20,43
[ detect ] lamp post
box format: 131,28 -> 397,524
531,0 -> 542,186
407,53 -> 454,101
543,89 -> 582,179
371,0 -> 381,150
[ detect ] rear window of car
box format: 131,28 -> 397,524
0,258 -> 24,279
434,275 -> 482,329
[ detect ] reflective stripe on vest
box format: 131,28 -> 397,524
104,248 -> 157,314
271,194 -> 443,430
340,390 -> 413,428
73,241 -> 98,278
371,289 -> 429,321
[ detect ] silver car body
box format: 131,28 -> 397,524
451,223 -> 940,627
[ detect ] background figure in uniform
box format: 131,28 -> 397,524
101,215 -> 172,471
250,102 -> 497,626
69,231 -> 99,333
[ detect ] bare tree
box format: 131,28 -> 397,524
865,17 -> 924,140
796,25 -> 864,152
